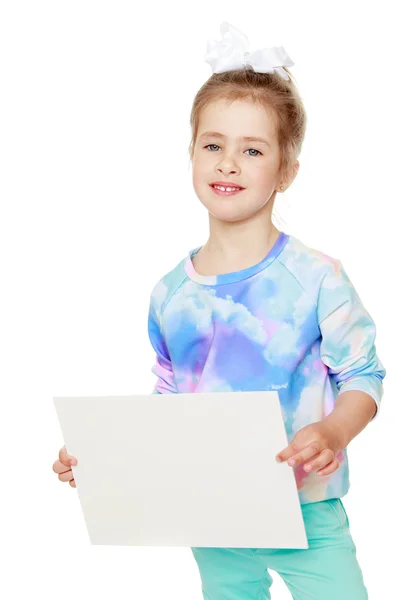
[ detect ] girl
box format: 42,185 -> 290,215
147,22 -> 386,600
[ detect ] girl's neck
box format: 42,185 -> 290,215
193,209 -> 281,277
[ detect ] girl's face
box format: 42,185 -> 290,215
192,98 -> 285,223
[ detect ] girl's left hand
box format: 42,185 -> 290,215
275,421 -> 344,476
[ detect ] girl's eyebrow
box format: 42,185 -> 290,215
199,131 -> 271,147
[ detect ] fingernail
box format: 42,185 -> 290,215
276,456 -> 282,462
70,459 -> 77,465
288,458 -> 295,466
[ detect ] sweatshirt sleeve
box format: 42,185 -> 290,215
148,288 -> 177,394
317,259 -> 386,420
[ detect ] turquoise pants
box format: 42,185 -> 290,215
191,498 -> 368,599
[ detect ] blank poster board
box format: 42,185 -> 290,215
54,391 -> 308,548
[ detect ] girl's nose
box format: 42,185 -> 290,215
217,162 -> 239,176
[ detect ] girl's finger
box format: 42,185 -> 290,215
58,469 -> 74,483
316,457 -> 340,476
287,441 -> 321,467
59,445 -> 77,467
52,459 -> 70,475
303,448 -> 334,472
69,479 -> 76,488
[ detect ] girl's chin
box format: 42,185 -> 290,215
208,208 -> 253,223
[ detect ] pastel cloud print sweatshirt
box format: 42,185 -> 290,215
147,231 -> 386,504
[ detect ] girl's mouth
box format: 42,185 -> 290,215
210,184 -> 244,197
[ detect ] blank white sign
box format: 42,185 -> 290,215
53,391 -> 308,548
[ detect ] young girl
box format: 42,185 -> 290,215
147,22 -> 386,600
53,20 -> 386,600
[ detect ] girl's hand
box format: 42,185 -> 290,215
275,421 -> 343,476
52,445 -> 78,488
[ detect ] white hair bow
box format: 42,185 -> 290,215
204,22 -> 294,80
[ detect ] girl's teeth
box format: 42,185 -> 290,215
214,185 -> 240,192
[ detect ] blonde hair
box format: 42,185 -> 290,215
188,66 -> 307,184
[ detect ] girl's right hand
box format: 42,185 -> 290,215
52,445 -> 78,488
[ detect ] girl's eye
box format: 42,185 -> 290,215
204,144 -> 262,157
245,149 -> 262,157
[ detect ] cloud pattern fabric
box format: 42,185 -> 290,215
147,231 -> 386,504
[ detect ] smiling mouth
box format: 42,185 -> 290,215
210,184 -> 245,196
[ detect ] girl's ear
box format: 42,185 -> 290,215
281,160 -> 300,191
290,160 -> 300,182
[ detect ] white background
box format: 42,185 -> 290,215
1,1 -> 397,598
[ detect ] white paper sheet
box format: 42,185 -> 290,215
53,391 -> 308,548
